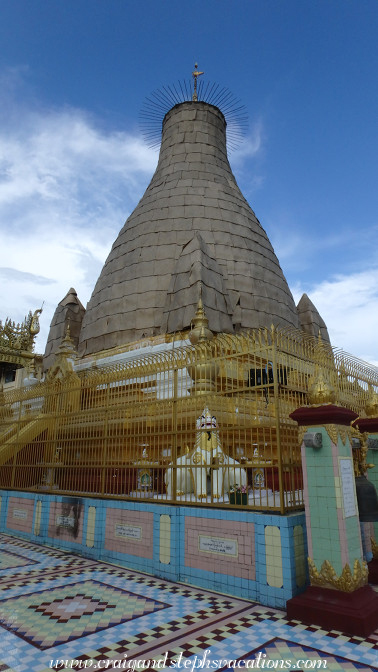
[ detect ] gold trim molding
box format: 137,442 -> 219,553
308,557 -> 368,592
325,425 -> 350,446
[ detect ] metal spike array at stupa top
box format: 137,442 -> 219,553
139,63 -> 249,151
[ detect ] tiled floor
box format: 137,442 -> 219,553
0,534 -> 377,671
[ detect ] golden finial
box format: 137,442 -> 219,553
187,296 -> 219,394
29,305 -> 43,336
192,62 -> 204,102
58,322 -> 76,356
189,288 -> 213,344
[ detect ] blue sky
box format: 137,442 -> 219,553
0,0 -> 377,363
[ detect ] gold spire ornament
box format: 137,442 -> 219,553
58,323 -> 76,357
189,292 -> 213,345
192,62 -> 204,101
45,323 -> 78,384
187,294 -> 218,395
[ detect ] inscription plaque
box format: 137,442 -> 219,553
13,509 -> 27,520
115,524 -> 142,540
199,535 -> 238,557
56,515 -> 75,528
339,458 -> 357,518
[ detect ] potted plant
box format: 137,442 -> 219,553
229,484 -> 249,505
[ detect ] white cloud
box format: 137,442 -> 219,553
232,119 -> 265,196
292,269 -> 378,365
0,79 -> 157,352
232,118 -> 263,161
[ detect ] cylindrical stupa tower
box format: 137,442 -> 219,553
78,101 -> 300,356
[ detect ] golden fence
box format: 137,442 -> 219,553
1,327 -> 377,513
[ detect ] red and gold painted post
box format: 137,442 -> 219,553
286,368 -> 378,637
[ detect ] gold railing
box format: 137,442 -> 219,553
1,327 -> 377,513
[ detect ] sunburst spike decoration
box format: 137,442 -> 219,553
139,63 -> 248,152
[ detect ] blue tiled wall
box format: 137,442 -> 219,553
0,489 -> 306,608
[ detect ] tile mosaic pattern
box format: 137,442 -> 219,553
226,638 -> 377,671
0,580 -> 169,649
0,549 -> 38,571
0,534 -> 377,672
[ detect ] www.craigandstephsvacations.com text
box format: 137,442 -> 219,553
49,650 -> 328,670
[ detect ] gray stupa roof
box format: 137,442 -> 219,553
78,101 -> 300,356
297,293 -> 330,343
43,288 -> 85,370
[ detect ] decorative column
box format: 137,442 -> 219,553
286,373 -> 378,637
353,384 -> 378,583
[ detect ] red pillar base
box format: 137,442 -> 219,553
286,585 -> 378,638
368,558 -> 378,584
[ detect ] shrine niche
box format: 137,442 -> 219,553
165,408 -> 247,500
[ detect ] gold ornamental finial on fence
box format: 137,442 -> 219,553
366,384 -> 378,417
308,332 -> 337,405
308,369 -> 336,405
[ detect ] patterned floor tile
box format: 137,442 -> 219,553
0,579 -> 169,650
0,549 -> 39,572
222,638 -> 378,671
0,535 -> 377,672
0,662 -> 17,672
0,535 -> 98,589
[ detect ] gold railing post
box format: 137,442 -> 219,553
172,368 -> 178,502
100,382 -> 110,496
271,330 -> 285,514
10,397 -> 22,489
46,384 -> 59,493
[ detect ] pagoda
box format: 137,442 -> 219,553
2,68 -> 377,620
44,72 -> 329,362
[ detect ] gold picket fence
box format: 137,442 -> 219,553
1,327 -> 377,513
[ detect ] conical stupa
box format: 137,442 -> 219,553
77,99 -> 301,357
44,288 -> 85,370
297,293 -> 330,343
